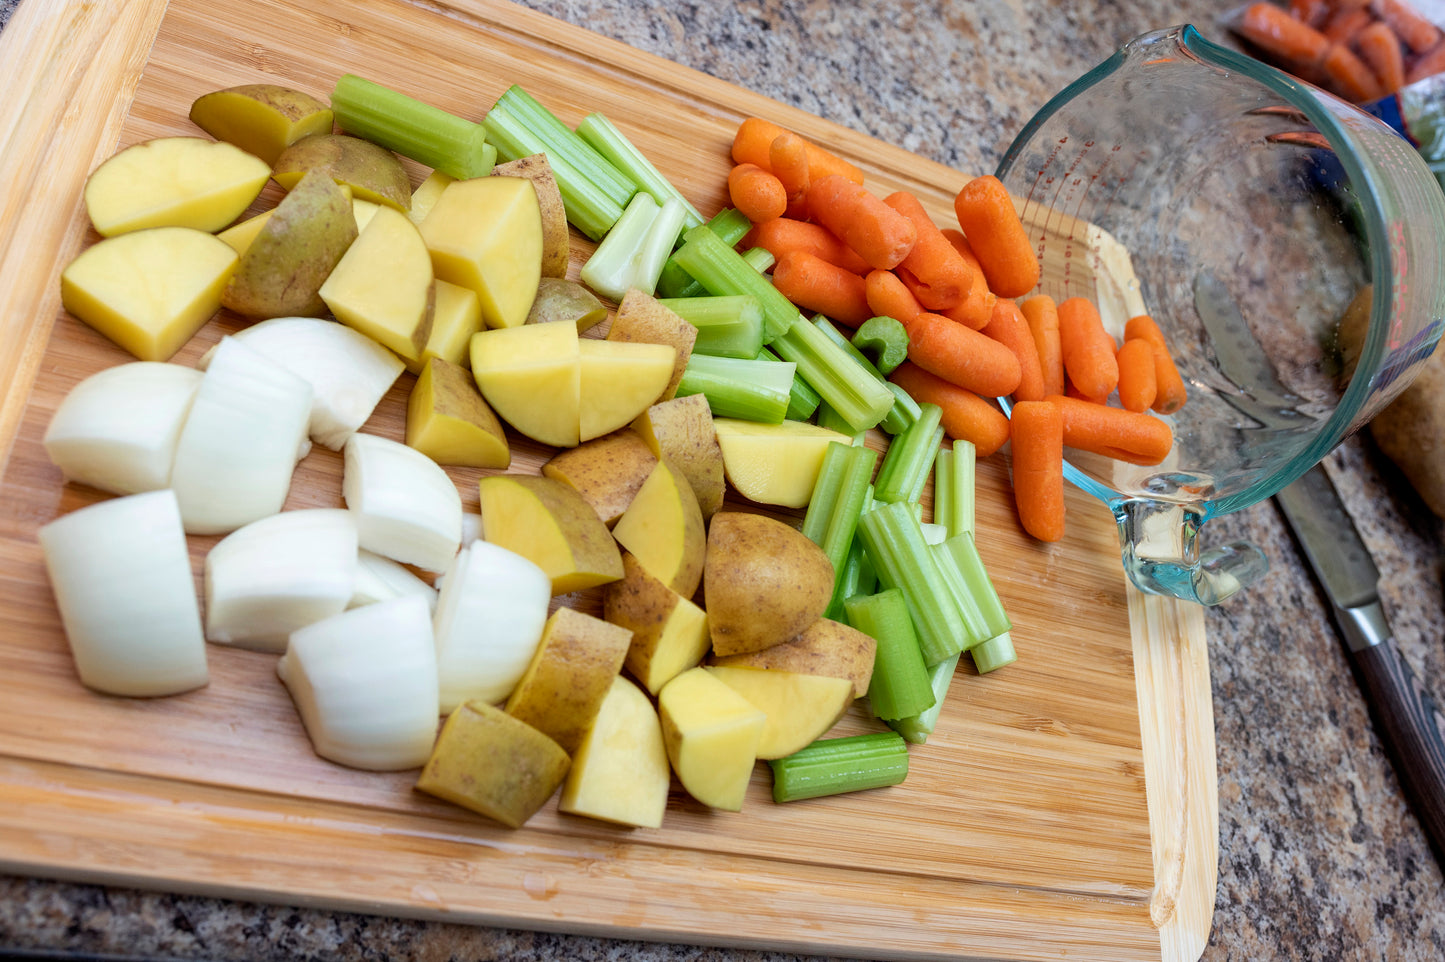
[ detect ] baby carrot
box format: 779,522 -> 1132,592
1323,6 -> 1373,44
731,117 -> 864,185
903,311 -> 1022,399
1357,21 -> 1407,93
1056,296 -> 1119,401
889,362 -> 1011,456
746,217 -> 872,274
1047,394 -> 1174,466
1009,400 -> 1065,542
982,298 -> 1047,402
1123,314 -> 1187,415
884,191 -> 975,311
771,250 -> 872,327
865,269 -> 925,325
808,175 -> 918,271
952,175 -> 1039,299
1373,0 -> 1441,53
1115,338 -> 1159,414
1020,294 -> 1065,397
937,227 -> 996,330
1287,0 -> 1330,27
770,132 -> 811,220
1237,2 -> 1331,68
729,163 -> 787,223
1323,41 -> 1385,100
1408,38 -> 1445,83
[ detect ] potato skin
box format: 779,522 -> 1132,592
703,511 -> 834,656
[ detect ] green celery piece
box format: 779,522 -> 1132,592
936,531 -> 1011,640
937,439 -> 976,538
802,441 -> 879,618
852,316 -> 910,375
579,193 -> 664,301
675,353 -> 792,423
971,631 -> 1018,673
574,112 -> 705,229
813,400 -> 858,439
768,732 -> 909,802
758,347 -> 821,420
802,441 -> 856,544
880,382 -> 923,436
814,315 -> 885,380
771,316 -> 895,433
331,74 -> 495,179
659,295 -> 764,359
873,402 -> 944,504
887,653 -> 960,743
844,588 -> 935,721
670,224 -> 801,341
740,246 -> 775,273
657,207 -> 755,298
855,500 -> 966,665
492,86 -> 635,205
934,447 -> 955,530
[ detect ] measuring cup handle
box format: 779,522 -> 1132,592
1113,499 -> 1269,606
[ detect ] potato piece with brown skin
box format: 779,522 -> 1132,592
273,133 -> 412,211
504,607 -> 632,755
189,84 -> 334,165
542,430 -> 658,527
709,617 -> 875,698
703,511 -> 835,657
608,289 -> 696,400
611,457 -> 706,598
492,153 -> 569,279
526,278 -> 608,332
605,551 -> 711,694
632,393 -> 726,519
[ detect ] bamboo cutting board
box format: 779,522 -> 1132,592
0,1 -> 1219,960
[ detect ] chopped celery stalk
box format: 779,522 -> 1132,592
491,86 -> 635,205
934,447 -> 955,528
659,295 -> 764,359
920,522 -> 949,545
937,532 -> 1012,640
852,316 -> 910,376
482,103 -> 624,240
771,317 -> 896,433
758,347 -> 821,420
880,382 -> 923,435
801,441 -> 859,544
855,501 -> 966,665
873,402 -> 944,504
814,315 -> 884,381
936,439 -> 976,538
813,400 -> 857,439
802,442 -> 878,616
740,246 -> 776,273
331,74 -> 495,179
768,731 -> 909,802
844,588 -> 935,721
831,538 -> 866,620
670,225 -> 801,341
657,208 -> 755,298
927,538 -> 989,649
971,631 -> 1018,673
574,112 -> 705,229
579,194 -> 686,301
886,653 -> 960,744
675,354 -> 792,423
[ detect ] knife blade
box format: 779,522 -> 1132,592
1276,464 -> 1445,859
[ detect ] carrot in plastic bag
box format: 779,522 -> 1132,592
1323,41 -> 1385,100
1238,2 -> 1331,69
1357,20 -> 1407,93
1373,0 -> 1441,53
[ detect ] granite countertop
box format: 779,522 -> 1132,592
2,0 -> 1444,960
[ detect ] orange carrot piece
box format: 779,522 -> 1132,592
952,175 -> 1040,299
1238,2 -> 1332,68
1056,296 -> 1119,401
982,298 -> 1047,402
771,250 -> 872,327
1047,394 -> 1174,466
1373,0 -> 1441,52
889,362 -> 1011,456
746,217 -> 872,274
1323,5 -> 1373,43
1115,338 -> 1159,414
1123,314 -> 1188,415
1408,37 -> 1445,82
1020,295 -> 1065,398
883,191 -> 976,311
731,117 -> 864,184
1288,0 -> 1331,27
770,132 -> 811,220
865,269 -> 925,325
1323,41 -> 1386,100
807,174 -> 918,271
729,163 -> 787,223
937,228 -> 997,329
903,311 -> 1022,399
1357,21 -> 1408,93
1009,401 -> 1065,542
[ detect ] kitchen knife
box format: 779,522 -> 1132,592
1276,464 -> 1445,859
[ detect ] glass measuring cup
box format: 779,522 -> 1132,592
995,24 -> 1445,606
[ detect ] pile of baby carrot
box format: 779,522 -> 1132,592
1232,0 -> 1445,102
724,117 -> 1186,544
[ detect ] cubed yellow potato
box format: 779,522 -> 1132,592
216,209 -> 274,255
405,280 -> 483,375
604,552 -> 710,695
657,666 -> 765,811
608,289 -> 696,400
505,606 -> 632,755
60,227 -> 238,362
319,204 -> 435,362
415,699 -> 570,829
351,196 -> 383,234
189,84 -> 335,165
558,675 -> 671,828
631,393 -> 725,519
577,339 -> 676,443
469,322 -> 580,447
82,137 -> 272,237
405,356 -> 510,469
476,474 -> 623,594
491,153 -> 569,279
704,665 -> 854,759
541,430 -> 658,527
407,170 -> 455,226
420,176 -> 542,329
610,457 -> 705,599
711,418 -> 852,508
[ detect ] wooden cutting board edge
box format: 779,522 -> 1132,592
0,1 -> 1219,960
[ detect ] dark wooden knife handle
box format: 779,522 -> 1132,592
1350,638 -> 1445,860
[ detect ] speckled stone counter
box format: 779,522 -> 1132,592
2,1 -> 1443,960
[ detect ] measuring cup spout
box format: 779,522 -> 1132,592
1113,499 -> 1269,605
